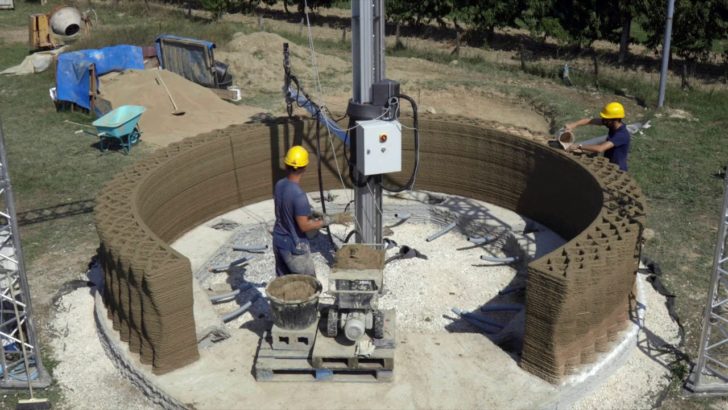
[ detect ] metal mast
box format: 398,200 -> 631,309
351,0 -> 385,245
687,171 -> 728,394
657,0 -> 675,108
0,121 -> 49,388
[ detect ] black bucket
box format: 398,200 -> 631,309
266,274 -> 322,330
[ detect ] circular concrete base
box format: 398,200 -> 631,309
93,191 -> 645,410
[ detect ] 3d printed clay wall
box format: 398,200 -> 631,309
94,116 -> 644,380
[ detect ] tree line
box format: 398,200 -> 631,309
201,0 -> 728,78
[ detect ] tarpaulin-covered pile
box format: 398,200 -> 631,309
56,45 -> 144,110
155,34 -> 231,88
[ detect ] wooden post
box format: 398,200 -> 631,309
89,64 -> 97,115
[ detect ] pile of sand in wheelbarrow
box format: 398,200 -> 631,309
99,69 -> 263,147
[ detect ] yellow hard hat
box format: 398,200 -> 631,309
284,145 -> 309,169
600,102 -> 625,119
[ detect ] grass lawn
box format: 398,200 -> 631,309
1,2 -> 727,408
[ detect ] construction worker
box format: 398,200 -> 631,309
565,102 -> 631,172
272,146 -> 325,277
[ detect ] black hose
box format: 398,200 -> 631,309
382,93 -> 419,193
344,229 -> 359,243
315,115 -> 337,251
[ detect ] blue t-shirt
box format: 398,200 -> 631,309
272,178 -> 311,253
604,124 -> 630,171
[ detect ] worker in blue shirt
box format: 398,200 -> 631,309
565,102 -> 631,172
272,146 -> 351,277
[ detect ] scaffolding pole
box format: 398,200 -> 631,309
687,171 -> 728,394
0,120 -> 49,388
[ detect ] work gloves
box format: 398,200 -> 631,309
311,211 -> 353,227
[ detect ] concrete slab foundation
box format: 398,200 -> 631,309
94,279 -> 644,409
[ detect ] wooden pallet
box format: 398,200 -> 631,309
254,309 -> 396,383
312,309 -> 395,370
254,336 -> 392,382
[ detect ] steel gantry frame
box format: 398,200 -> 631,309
688,171 -> 728,394
0,121 -> 49,388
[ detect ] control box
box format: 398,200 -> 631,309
355,120 -> 402,176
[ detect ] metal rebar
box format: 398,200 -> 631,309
208,256 -> 256,272
426,221 -> 457,242
232,245 -> 268,253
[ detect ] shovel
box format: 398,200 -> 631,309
155,71 -> 185,116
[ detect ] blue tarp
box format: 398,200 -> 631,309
56,45 -> 144,110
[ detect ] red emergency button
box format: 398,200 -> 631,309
379,133 -> 388,143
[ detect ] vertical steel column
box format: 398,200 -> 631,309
0,120 -> 49,388
351,0 -> 385,245
687,171 -> 728,394
657,0 -> 675,108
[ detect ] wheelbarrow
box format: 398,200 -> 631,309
92,105 -> 146,154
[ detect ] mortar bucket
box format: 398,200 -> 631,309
558,130 -> 575,149
266,274 -> 322,330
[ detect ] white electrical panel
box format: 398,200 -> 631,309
355,120 -> 402,176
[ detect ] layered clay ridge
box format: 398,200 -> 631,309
94,116 -> 644,381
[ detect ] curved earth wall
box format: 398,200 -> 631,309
94,116 -> 645,381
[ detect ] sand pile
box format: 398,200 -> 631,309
216,31 -> 350,95
99,69 -> 262,147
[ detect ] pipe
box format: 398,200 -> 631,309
480,304 -> 523,312
232,245 -> 268,253
456,315 -> 496,334
209,288 -> 242,304
426,221 -> 457,242
498,286 -> 525,296
480,255 -> 518,264
221,300 -> 254,323
451,308 -> 504,329
657,0 -> 675,108
393,212 -> 411,220
208,256 -> 255,273
467,236 -> 494,245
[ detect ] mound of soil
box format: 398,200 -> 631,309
99,69 -> 262,147
216,31 -> 350,95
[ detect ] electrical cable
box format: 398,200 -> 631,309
315,114 -> 338,251
381,93 -> 420,193
343,230 -> 359,243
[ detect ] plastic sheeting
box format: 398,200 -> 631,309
56,45 -> 144,110
155,34 -> 217,87
0,47 -> 67,76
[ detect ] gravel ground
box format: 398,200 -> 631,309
194,190 -> 565,334
570,271 -> 682,409
48,288 -> 157,410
